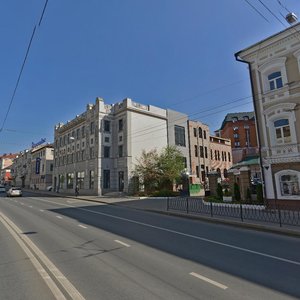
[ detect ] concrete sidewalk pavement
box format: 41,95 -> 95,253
24,189 -> 300,238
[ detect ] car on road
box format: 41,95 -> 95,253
7,187 -> 22,197
0,185 -> 6,193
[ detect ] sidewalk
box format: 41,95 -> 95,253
24,189 -> 300,238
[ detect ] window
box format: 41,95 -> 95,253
90,122 -> 95,134
50,164 -> 53,172
182,157 -> 187,168
76,171 -> 84,189
174,126 -> 186,147
67,173 -> 74,189
228,152 -> 231,162
104,120 -> 110,132
280,174 -> 299,196
232,117 -> 238,123
203,130 -> 206,139
118,145 -> 123,157
104,136 -> 110,143
119,135 -> 123,142
81,150 -> 85,160
104,146 -> 110,158
198,128 -> 202,138
194,145 -> 198,157
76,128 -> 80,139
91,138 -> 94,145
103,170 -> 110,188
89,170 -> 94,189
233,133 -> 239,138
196,166 -> 199,178
234,141 -> 240,147
118,119 -> 123,131
224,169 -> 228,178
233,126 -> 239,131
204,146 -> 208,158
89,147 -> 94,159
210,149 -> 213,160
274,119 -> 291,144
243,116 -> 249,121
193,128 -> 197,137
81,126 -> 85,138
200,146 -> 204,158
268,71 -> 283,90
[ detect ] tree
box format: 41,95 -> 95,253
233,182 -> 241,201
158,146 -> 185,190
256,183 -> 264,204
133,146 -> 185,194
133,149 -> 160,193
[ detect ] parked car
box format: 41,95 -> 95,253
7,187 -> 22,197
0,185 -> 6,193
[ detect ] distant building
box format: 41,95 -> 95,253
215,112 -> 258,164
0,153 -> 17,185
30,145 -> 54,190
209,136 -> 233,180
11,150 -> 32,188
236,22 -> 300,207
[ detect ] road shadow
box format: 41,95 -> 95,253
49,203 -> 300,299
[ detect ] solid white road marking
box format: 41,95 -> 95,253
78,224 -> 87,229
56,216 -> 63,219
114,240 -> 130,247
28,197 -> 300,267
190,272 -> 228,290
0,212 -> 85,299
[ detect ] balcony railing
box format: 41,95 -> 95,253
268,143 -> 300,157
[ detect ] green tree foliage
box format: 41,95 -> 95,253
216,183 -> 223,200
256,183 -> 264,204
233,182 -> 241,201
133,146 -> 185,194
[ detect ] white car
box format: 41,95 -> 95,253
0,185 -> 6,193
7,187 -> 22,197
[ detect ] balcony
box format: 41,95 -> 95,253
262,143 -> 300,163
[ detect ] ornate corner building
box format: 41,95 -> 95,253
236,23 -> 300,207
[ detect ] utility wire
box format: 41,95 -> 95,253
257,0 -> 287,27
38,0 -> 49,26
244,0 -> 270,23
276,0 -> 290,14
0,26 -> 36,133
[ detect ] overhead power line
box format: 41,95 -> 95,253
244,0 -> 270,23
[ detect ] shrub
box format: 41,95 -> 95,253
224,188 -> 232,197
151,189 -> 179,197
256,184 -> 264,204
233,183 -> 241,201
216,183 -> 223,200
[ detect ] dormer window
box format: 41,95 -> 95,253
268,72 -> 283,90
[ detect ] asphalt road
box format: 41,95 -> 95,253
0,191 -> 299,300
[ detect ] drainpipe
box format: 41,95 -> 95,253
234,53 -> 267,203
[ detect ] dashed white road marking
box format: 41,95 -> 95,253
78,224 -> 87,229
56,216 -> 63,219
40,209 -> 45,212
114,240 -> 130,247
29,205 -> 33,208
190,272 -> 228,290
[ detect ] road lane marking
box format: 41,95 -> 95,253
0,212 -> 85,300
29,205 -> 33,208
190,272 -> 228,290
78,224 -> 87,229
114,240 -> 130,247
21,202 -> 24,205
40,209 -> 45,212
56,216 -> 63,219
28,197 -> 300,267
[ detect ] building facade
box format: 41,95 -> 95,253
0,153 -> 17,185
215,112 -> 258,164
236,23 -> 300,207
30,145 -> 54,190
11,150 -> 32,188
53,98 -> 173,195
209,136 -> 233,180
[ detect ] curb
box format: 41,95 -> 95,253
24,190 -> 300,238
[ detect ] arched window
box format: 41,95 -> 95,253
216,168 -> 221,177
223,168 -> 228,178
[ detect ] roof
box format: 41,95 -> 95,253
0,153 -> 17,159
219,112 -> 255,130
231,156 -> 260,169
235,22 -> 300,58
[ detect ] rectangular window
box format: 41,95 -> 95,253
76,171 -> 84,189
118,145 -> 123,157
103,170 -> 110,189
198,128 -> 202,138
274,119 -> 291,144
119,119 -> 123,131
174,125 -> 186,147
210,149 -> 213,160
76,128 -> 80,139
89,147 -> 94,159
81,126 -> 85,138
204,146 -> 208,158
196,166 -> 199,178
104,146 -> 110,158
203,130 -> 206,139
104,120 -> 110,132
90,122 -> 95,134
89,170 -> 94,189
67,173 -> 74,189
194,145 -> 198,157
81,150 -> 85,160
228,152 -> 231,162
193,128 -> 197,137
50,164 -> 53,172
268,71 -> 283,90
200,146 -> 204,158
104,136 -> 110,143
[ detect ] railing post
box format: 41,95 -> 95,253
186,197 -> 189,214
278,206 -> 282,227
210,200 -> 213,217
240,203 -> 243,222
166,197 -> 169,211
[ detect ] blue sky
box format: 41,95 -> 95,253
1,0 -> 300,154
